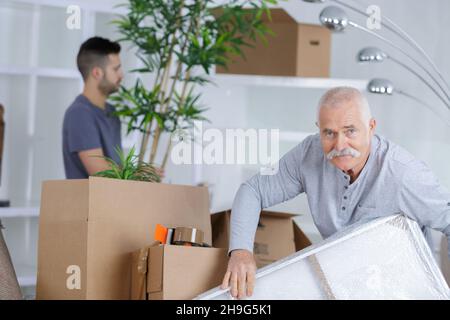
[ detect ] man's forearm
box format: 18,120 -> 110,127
78,148 -> 110,175
229,183 -> 262,255
228,140 -> 305,255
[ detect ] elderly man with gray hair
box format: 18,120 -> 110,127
221,86 -> 450,299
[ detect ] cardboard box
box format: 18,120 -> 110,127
215,8 -> 331,77
36,177 -> 212,300
131,243 -> 228,300
211,210 -> 311,268
198,214 -> 450,300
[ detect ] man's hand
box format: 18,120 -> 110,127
221,249 -> 256,299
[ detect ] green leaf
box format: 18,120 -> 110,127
92,145 -> 161,182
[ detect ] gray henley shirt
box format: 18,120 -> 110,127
230,133 -> 450,259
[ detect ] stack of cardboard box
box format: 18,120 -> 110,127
36,177 -> 213,299
36,177 -> 311,300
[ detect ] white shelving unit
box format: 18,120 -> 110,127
213,74 -> 368,90
0,0 -> 141,205
0,207 -> 39,218
0,66 -> 81,79
0,0 -> 137,296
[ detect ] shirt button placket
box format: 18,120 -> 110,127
340,178 -> 350,224
342,191 -> 348,210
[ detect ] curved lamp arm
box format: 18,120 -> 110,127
397,90 -> 450,126
317,5 -> 450,110
304,0 -> 450,94
367,78 -> 450,126
388,56 -> 450,110
357,46 -> 450,109
348,20 -> 450,105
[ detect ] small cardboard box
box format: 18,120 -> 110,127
131,244 -> 228,300
215,8 -> 331,77
211,210 -> 311,268
36,177 -> 212,300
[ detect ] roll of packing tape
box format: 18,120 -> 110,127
172,227 -> 204,246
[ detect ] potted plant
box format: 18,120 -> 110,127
111,0 -> 278,170
94,146 -> 161,182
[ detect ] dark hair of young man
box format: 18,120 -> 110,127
76,36 -> 121,81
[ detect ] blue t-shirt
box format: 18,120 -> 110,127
62,94 -> 122,179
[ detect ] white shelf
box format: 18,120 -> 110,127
11,0 -> 126,14
0,207 -> 39,218
212,74 -> 369,90
0,65 -> 81,79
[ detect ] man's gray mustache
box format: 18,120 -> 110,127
326,148 -> 361,160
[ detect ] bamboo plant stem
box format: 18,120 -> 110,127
138,122 -> 149,163
162,1 -> 200,113
148,1 -> 185,164
161,138 -> 172,169
160,2 -> 204,168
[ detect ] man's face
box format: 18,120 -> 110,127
318,100 -> 375,172
98,54 -> 123,95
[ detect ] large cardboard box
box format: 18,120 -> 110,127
131,243 -> 228,300
215,8 -> 331,77
36,177 -> 212,300
211,210 -> 311,268
198,215 -> 450,300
